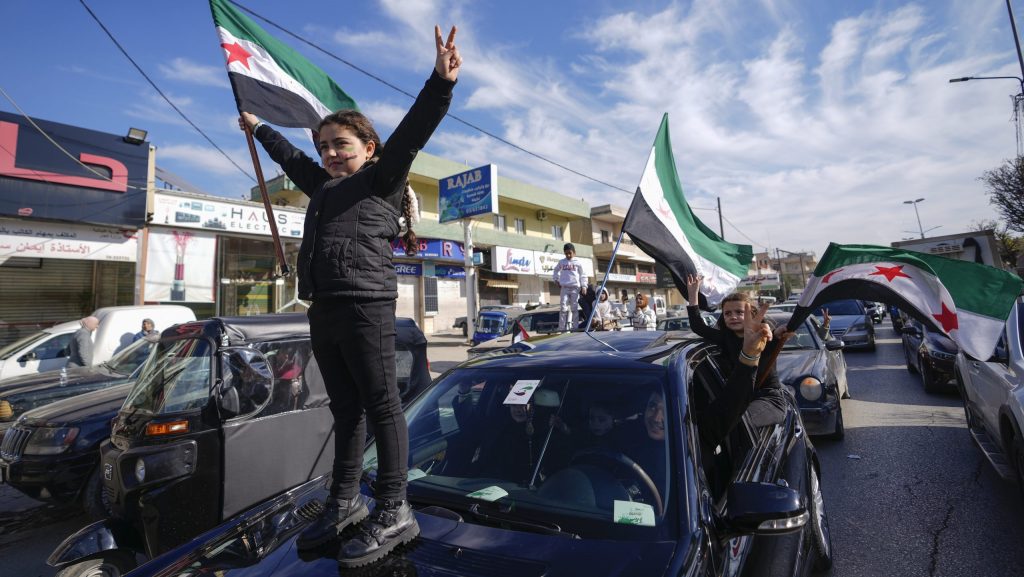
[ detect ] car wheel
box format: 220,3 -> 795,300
904,346 -> 919,375
55,551 -> 137,577
921,360 -> 940,394
82,468 -> 112,521
809,466 -> 834,573
866,335 -> 876,352
1011,434 -> 1024,504
826,404 -> 845,441
957,371 -> 979,428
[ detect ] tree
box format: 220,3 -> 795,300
970,219 -> 1024,270
980,156 -> 1024,232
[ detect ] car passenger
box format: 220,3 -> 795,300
477,393 -> 570,485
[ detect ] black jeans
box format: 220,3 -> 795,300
308,298 -> 408,502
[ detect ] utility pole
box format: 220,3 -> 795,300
775,247 -> 787,299
717,197 -> 724,239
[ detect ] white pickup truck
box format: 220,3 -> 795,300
956,296 -> 1024,497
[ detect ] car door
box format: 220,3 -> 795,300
967,330 -> 1014,437
13,332 -> 73,377
219,340 -> 335,519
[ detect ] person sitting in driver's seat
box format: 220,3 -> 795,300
478,393 -> 570,485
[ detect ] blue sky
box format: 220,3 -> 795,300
3,0 -> 1023,258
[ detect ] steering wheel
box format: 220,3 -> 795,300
569,447 -> 664,516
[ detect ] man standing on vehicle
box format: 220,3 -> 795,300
553,243 -> 587,332
67,316 -> 99,367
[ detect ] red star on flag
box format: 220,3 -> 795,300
822,268 -> 845,283
870,264 -> 911,282
932,302 -> 959,333
221,42 -> 252,69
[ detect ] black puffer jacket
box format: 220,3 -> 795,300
254,71 -> 455,300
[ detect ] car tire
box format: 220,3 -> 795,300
826,404 -> 845,441
866,336 -> 876,352
1011,434 -> 1024,504
55,551 -> 137,577
957,371 -> 979,429
809,465 -> 834,573
81,468 -> 111,521
904,346 -> 919,375
921,360 -> 940,394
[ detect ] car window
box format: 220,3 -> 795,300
0,331 -> 51,360
30,333 -> 73,360
124,338 -> 212,415
477,315 -> 504,334
366,367 -> 676,540
814,300 -> 863,316
259,339 -> 312,416
105,338 -> 156,375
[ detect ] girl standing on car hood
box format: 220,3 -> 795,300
240,25 -> 461,568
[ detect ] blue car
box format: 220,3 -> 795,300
125,332 -> 834,577
470,307 -> 526,345
814,299 -> 876,351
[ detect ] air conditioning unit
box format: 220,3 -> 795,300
536,209 -> 548,221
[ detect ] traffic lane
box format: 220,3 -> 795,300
817,326 -> 1024,577
0,485 -> 86,577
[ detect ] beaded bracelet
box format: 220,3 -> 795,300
739,349 -> 760,363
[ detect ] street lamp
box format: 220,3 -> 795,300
949,76 -> 1024,95
903,198 -> 927,239
949,76 -> 1024,155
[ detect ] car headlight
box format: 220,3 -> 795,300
135,458 -> 146,483
0,400 -> 13,420
799,377 -> 823,401
22,427 -> 79,455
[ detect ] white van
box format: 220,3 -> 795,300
0,305 -> 195,381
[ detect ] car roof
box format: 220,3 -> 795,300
462,331 -> 699,371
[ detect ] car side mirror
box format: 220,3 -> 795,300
720,482 -> 808,536
825,339 -> 844,351
901,326 -> 920,337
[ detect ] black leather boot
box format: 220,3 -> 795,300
338,499 -> 420,567
296,495 -> 369,550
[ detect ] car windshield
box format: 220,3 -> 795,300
476,315 -> 505,334
660,318 -> 691,330
814,299 -> 863,316
782,318 -> 819,350
123,338 -> 212,415
0,331 -> 50,360
103,338 -> 157,376
364,367 -> 676,540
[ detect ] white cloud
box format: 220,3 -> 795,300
158,57 -> 229,88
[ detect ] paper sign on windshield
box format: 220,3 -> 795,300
503,380 -> 541,405
613,500 -> 655,526
466,486 -> 509,502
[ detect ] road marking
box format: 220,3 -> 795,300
842,399 -> 965,429
848,364 -> 911,371
875,338 -> 901,345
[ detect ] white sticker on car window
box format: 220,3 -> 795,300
503,380 -> 541,405
407,468 -> 427,481
466,486 -> 509,502
613,500 -> 655,526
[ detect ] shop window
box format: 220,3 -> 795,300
514,218 -> 526,235
619,262 -> 636,275
551,225 -> 564,240
424,277 -> 439,314
494,214 -> 506,232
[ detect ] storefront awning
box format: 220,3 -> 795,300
486,279 -> 519,289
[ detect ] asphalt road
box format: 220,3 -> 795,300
817,321 -> 1024,577
3,323 -> 1023,576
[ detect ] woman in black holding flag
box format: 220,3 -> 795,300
239,25 -> 461,567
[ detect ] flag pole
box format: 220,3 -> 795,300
584,226 -> 628,334
243,125 -> 291,277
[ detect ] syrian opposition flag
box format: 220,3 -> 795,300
210,0 -> 357,130
789,243 -> 1022,360
511,321 -> 531,345
621,114 -> 752,306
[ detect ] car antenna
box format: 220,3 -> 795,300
583,330 -> 619,352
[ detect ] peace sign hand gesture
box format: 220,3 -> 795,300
740,301 -> 773,364
435,25 -> 462,81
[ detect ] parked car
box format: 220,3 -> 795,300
769,302 -> 798,314
813,299 -> 875,351
471,307 -> 527,345
656,309 -> 717,331
454,305 -> 517,337
901,318 -> 958,393
0,335 -> 158,443
1,383 -> 133,519
48,313 -> 429,576
769,313 -> 850,439
121,331 -> 833,577
957,297 -> 1024,498
0,305 -> 194,380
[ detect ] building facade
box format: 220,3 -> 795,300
587,204 -> 678,310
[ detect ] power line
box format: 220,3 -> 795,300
721,214 -> 767,250
230,1 -> 633,195
78,0 -> 256,183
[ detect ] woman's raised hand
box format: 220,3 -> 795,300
741,301 -> 773,359
435,25 -> 462,81
238,111 -> 259,132
685,274 -> 703,305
